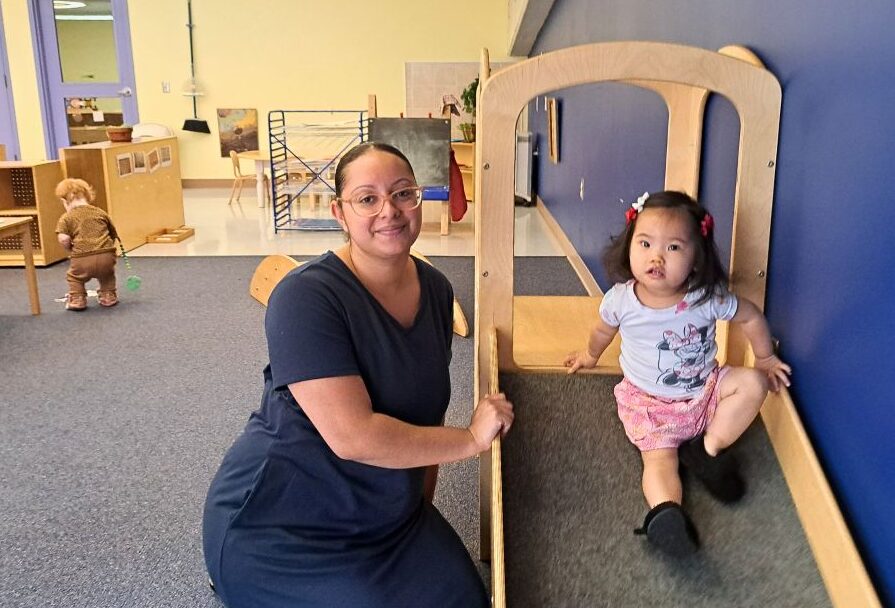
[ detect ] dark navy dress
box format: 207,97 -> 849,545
202,252 -> 488,608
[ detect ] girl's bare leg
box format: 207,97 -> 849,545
638,448 -> 699,556
704,367 -> 767,456
641,448 -> 682,507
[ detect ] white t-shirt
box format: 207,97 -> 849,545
599,281 -> 738,399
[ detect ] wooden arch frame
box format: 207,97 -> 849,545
474,41 -> 781,388
474,42 -> 879,607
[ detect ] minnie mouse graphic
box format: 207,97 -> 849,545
657,323 -> 711,389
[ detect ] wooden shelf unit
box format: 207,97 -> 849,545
0,160 -> 67,267
60,136 -> 185,251
452,142 -> 475,201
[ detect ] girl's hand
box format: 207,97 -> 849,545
468,392 -> 514,452
564,350 -> 598,374
754,354 -> 792,392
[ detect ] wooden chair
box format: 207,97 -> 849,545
229,150 -> 270,205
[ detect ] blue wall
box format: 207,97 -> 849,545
530,0 -> 895,602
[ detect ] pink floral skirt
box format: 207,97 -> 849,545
614,366 -> 729,451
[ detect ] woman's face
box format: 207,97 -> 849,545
331,150 -> 421,259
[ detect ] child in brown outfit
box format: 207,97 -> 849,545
54,178 -> 119,311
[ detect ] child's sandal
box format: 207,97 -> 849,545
98,290 -> 119,307
634,501 -> 699,557
65,293 -> 87,311
678,434 -> 745,503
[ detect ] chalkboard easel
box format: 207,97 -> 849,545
367,118 -> 450,189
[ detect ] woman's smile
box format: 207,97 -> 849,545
375,223 -> 407,237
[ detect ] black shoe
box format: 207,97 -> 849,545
634,501 -> 699,557
678,434 -> 745,503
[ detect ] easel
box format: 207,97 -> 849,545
368,117 -> 451,234
438,98 -> 462,235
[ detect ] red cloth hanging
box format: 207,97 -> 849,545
448,149 -> 468,221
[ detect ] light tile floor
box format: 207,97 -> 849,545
129,188 -> 563,258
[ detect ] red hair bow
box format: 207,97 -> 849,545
700,213 -> 714,237
625,207 -> 638,225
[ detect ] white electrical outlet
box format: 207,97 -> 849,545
162,81 -> 171,93
579,178 -> 585,200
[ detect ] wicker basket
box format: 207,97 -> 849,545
106,127 -> 133,143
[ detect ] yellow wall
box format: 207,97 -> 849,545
4,0 -> 509,178
137,0 -> 511,178
2,1 -> 45,160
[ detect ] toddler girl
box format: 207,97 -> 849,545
55,178 -> 120,311
564,190 -> 790,557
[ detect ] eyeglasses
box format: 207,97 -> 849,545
338,186 -> 422,217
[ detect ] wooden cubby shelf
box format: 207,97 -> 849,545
60,136 -> 185,251
0,160 -> 67,267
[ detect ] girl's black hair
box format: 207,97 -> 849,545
334,142 -> 415,198
602,190 -> 728,306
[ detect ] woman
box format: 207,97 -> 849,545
203,142 -> 514,607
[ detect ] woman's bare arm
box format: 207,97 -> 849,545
731,298 -> 792,391
564,316 -> 619,373
289,376 -> 513,469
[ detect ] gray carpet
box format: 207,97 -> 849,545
499,374 -> 829,607
0,255 -> 552,607
0,255 -> 827,607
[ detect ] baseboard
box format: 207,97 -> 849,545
759,386 -> 880,607
534,196 -> 601,296
182,179 -> 240,188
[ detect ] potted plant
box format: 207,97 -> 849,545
106,124 -> 133,143
459,77 -> 478,143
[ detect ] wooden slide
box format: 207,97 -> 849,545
473,42 -> 879,607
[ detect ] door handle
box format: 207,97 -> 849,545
117,86 -> 133,97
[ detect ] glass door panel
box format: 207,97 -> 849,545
54,0 -> 120,84
65,96 -> 124,145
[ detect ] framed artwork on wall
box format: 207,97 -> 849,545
547,97 -> 560,164
217,108 -> 259,157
